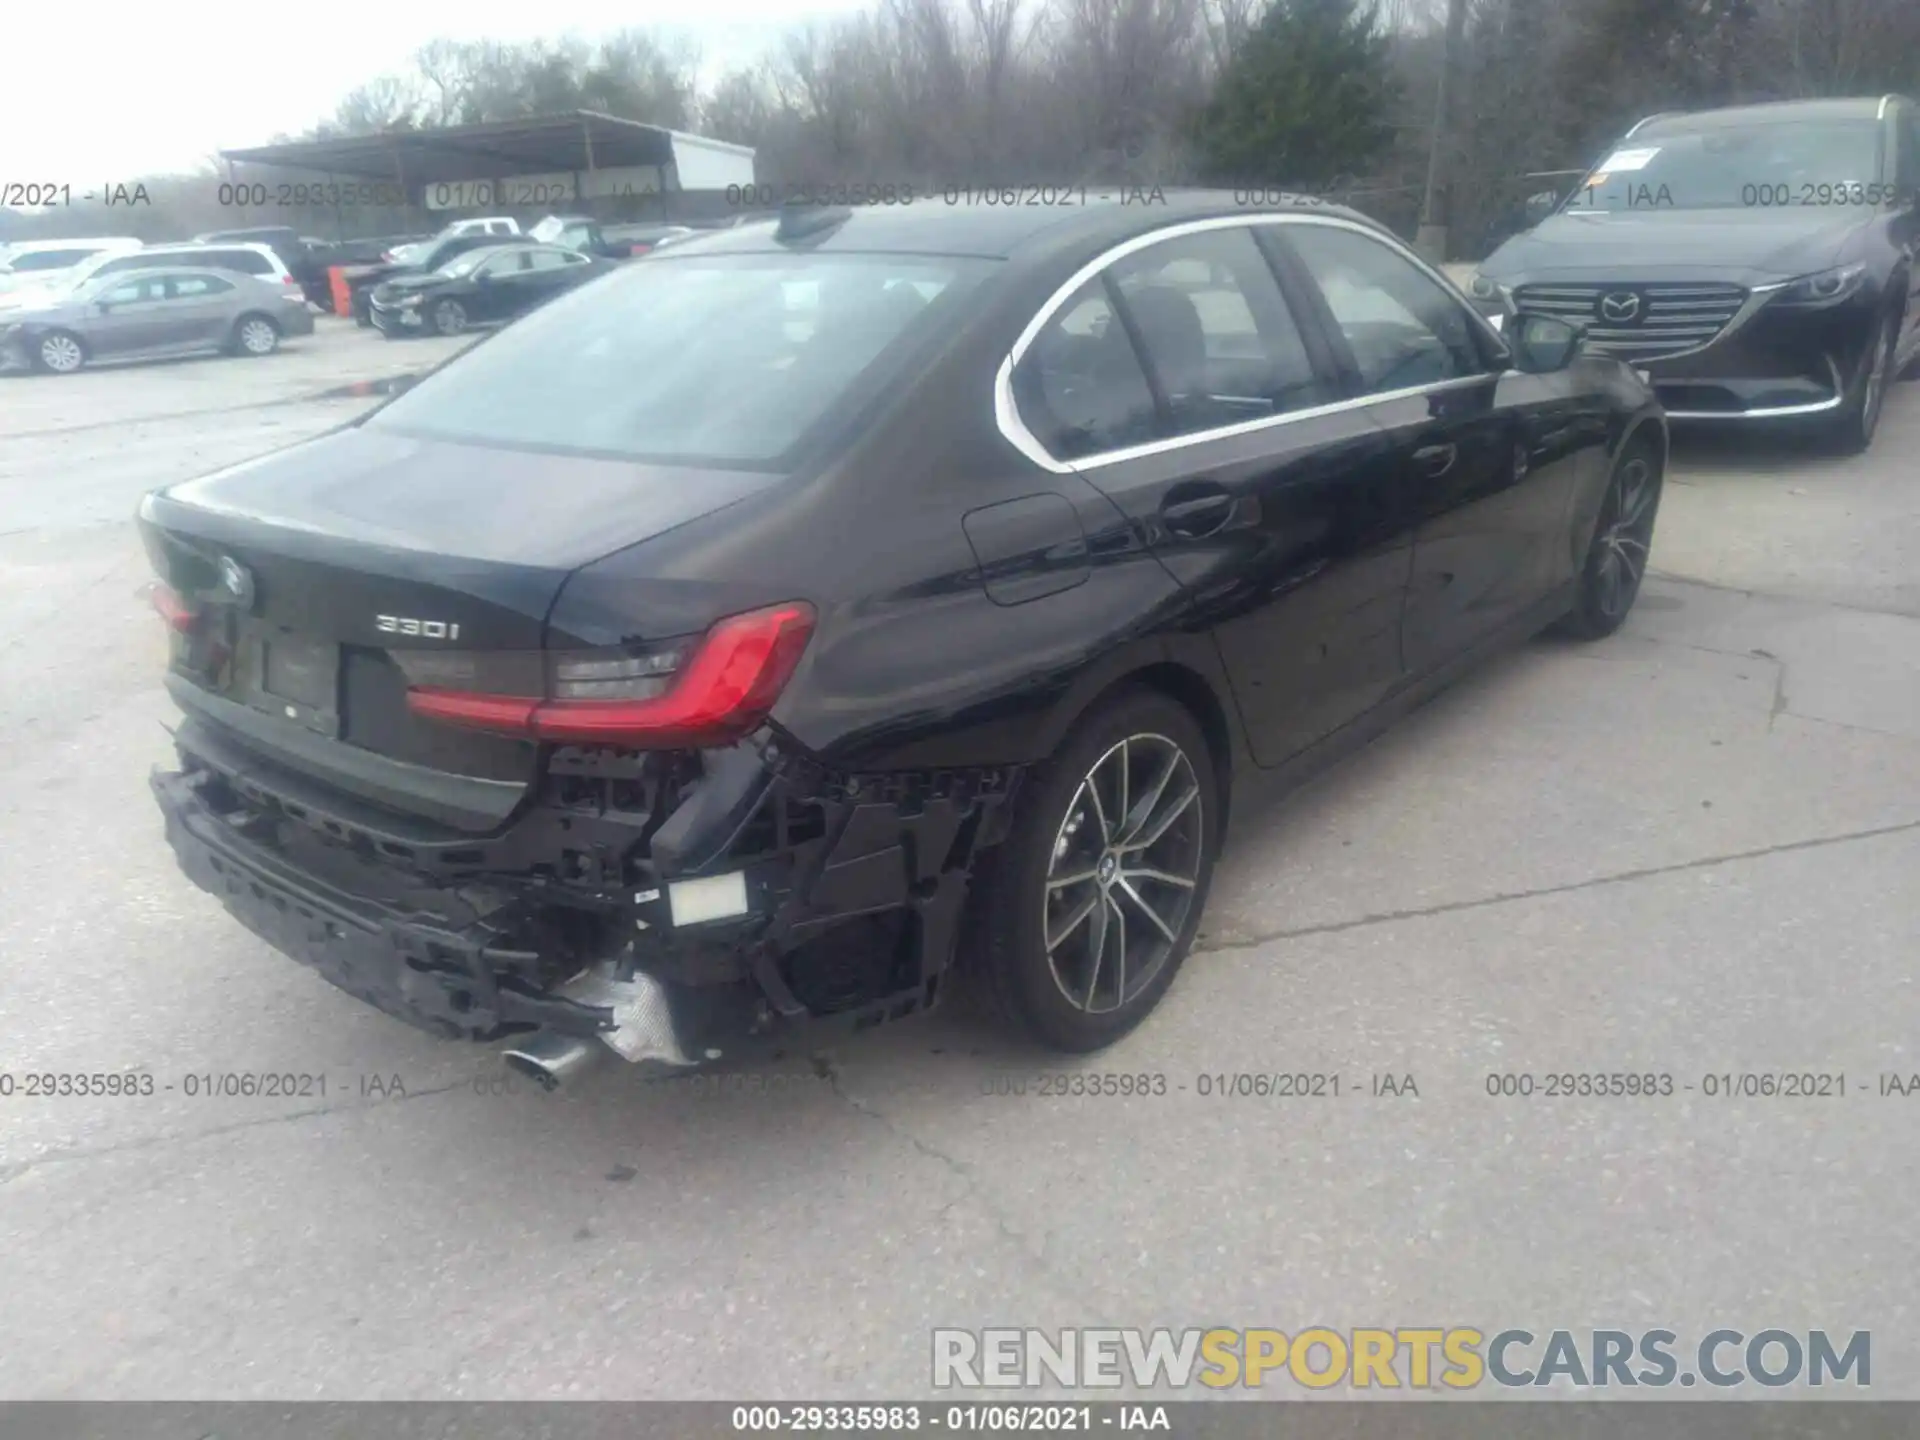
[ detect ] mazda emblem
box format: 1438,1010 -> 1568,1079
1598,291 -> 1642,324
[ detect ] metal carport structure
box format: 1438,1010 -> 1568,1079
219,112 -> 757,222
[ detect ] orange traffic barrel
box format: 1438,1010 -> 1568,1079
329,266 -> 353,318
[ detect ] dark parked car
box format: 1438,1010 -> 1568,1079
344,233 -> 511,326
1468,95 -> 1920,452
369,242 -> 613,337
138,195 -> 1664,1091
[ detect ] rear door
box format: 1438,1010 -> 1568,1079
513,247 -> 591,311
1275,221 -> 1586,672
1009,222 -> 1421,768
158,273 -> 240,349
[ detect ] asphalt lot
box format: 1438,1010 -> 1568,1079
0,316 -> 1916,1400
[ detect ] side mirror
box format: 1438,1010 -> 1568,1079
1523,189 -> 1563,226
1512,313 -> 1585,372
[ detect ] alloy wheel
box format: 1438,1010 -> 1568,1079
1859,310 -> 1895,442
239,319 -> 277,355
1042,733 -> 1205,1014
1592,454 -> 1658,623
38,334 -> 83,373
434,300 -> 467,336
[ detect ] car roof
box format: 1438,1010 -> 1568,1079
1640,97 -> 1896,134
96,266 -> 260,283
660,190 -> 1386,262
127,240 -> 280,258
2,236 -> 141,255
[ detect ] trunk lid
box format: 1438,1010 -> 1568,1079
141,424 -> 780,827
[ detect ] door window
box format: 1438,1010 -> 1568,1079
477,251 -> 530,278
1012,278 -> 1161,461
1109,227 -> 1334,436
522,248 -> 574,272
99,277 -> 166,305
1284,224 -> 1489,394
191,249 -> 275,276
165,274 -> 235,299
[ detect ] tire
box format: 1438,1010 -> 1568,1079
1555,437 -> 1663,641
968,687 -> 1221,1052
1826,305 -> 1899,455
232,313 -> 280,357
431,299 -> 469,336
32,329 -> 86,375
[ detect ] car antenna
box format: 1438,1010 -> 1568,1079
774,199 -> 854,243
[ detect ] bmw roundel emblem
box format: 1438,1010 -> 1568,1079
218,556 -> 255,608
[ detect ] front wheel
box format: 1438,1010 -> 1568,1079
1827,306 -> 1899,455
1556,440 -> 1663,641
33,330 -> 86,374
431,299 -> 468,336
969,689 -> 1220,1052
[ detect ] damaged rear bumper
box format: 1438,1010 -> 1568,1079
151,718 -> 1019,1073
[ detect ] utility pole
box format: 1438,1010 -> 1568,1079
1414,0 -> 1468,263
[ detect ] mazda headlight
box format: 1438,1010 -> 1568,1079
1770,262 -> 1868,308
396,294 -> 423,308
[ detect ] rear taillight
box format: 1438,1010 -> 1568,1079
147,581 -> 198,633
402,601 -> 816,749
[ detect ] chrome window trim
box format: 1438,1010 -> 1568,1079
994,213 -> 1511,475
1879,95 -> 1893,121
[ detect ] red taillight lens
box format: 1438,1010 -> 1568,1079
404,602 -> 816,749
148,581 -> 198,633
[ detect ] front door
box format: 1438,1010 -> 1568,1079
1275,221 -> 1586,671
85,276 -> 173,357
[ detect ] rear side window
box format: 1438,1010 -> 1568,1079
367,253 -> 994,466
8,248 -> 98,271
1012,279 -> 1160,460
198,249 -> 274,275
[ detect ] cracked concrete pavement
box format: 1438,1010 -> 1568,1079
0,323 -> 1916,1399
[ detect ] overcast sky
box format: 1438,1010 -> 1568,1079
4,0 -> 868,181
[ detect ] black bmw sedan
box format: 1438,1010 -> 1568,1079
369,241 -> 614,338
138,194 -> 1665,1089
1468,96 -> 1920,453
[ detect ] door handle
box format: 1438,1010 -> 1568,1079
1159,484 -> 1235,539
1413,442 -> 1457,478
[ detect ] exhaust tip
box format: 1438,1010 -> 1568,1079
501,1031 -> 605,1093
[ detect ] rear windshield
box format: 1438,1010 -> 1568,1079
365,252 -> 996,466
1566,118 -> 1887,211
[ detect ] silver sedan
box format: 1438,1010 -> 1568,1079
0,267 -> 316,375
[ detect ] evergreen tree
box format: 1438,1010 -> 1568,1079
1189,0 -> 1397,189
